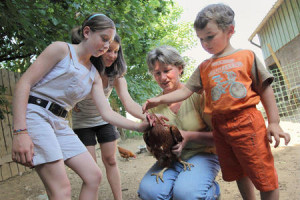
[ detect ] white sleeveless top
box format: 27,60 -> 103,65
30,43 -> 97,111
72,75 -> 115,129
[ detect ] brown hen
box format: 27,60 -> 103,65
143,113 -> 194,183
117,146 -> 136,161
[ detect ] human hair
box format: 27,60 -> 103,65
102,34 -> 127,78
147,46 -> 186,76
194,3 -> 235,31
71,13 -> 116,74
71,13 -> 115,44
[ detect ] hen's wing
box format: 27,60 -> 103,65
143,131 -> 151,147
170,126 -> 183,144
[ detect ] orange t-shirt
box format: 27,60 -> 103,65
186,50 -> 273,114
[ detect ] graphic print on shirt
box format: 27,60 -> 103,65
211,71 -> 246,101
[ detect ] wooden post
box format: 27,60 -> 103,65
267,43 -> 290,89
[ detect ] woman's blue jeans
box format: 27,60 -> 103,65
138,153 -> 220,200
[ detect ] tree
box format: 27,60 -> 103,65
0,0 -> 196,116
105,1 -> 197,112
0,0 -> 80,71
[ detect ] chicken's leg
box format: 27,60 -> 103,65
178,158 -> 194,171
151,167 -> 168,183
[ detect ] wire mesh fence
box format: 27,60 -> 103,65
259,61 -> 300,123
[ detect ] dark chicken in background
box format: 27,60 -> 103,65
143,113 -> 194,183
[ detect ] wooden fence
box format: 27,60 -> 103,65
0,69 -> 32,181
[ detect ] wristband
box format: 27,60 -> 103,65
13,128 -> 28,135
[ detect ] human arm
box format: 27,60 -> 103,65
92,73 -> 149,132
115,77 -> 169,125
12,42 -> 69,167
114,77 -> 145,120
172,130 -> 215,157
171,92 -> 214,156
260,85 -> 290,147
251,53 -> 290,147
142,86 -> 193,112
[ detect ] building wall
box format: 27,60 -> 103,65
255,0 -> 300,121
265,34 -> 300,91
265,34 -> 300,67
258,0 -> 300,59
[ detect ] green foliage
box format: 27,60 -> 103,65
181,56 -> 198,83
0,0 -> 81,72
0,0 -> 197,115
124,130 -> 144,138
107,1 -> 197,106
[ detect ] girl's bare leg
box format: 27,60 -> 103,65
65,151 -> 102,200
86,145 -> 97,161
100,140 -> 122,200
35,160 -> 71,200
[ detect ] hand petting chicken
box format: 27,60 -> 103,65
144,113 -> 194,183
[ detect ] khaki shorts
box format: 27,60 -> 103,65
212,106 -> 278,192
26,104 -> 87,166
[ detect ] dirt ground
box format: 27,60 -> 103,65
0,121 -> 299,200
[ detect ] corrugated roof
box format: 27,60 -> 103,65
248,0 -> 284,42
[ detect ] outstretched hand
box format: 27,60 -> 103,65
137,119 -> 151,133
142,97 -> 161,114
145,112 -> 169,127
267,123 -> 290,148
172,130 -> 187,157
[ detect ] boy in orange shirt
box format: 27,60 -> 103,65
143,3 -> 290,200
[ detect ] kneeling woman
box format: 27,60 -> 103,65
138,46 -> 220,200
